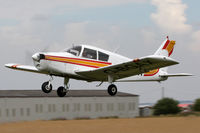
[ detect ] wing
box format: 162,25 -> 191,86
76,55 -> 179,81
5,63 -> 48,74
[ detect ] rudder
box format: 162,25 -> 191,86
154,36 -> 176,57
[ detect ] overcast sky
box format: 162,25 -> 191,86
0,0 -> 199,103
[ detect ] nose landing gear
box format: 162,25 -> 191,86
41,76 -> 53,93
41,76 -> 69,97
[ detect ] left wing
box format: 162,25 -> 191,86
76,55 -> 179,81
5,63 -> 48,74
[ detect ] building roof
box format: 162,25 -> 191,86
0,90 -> 138,98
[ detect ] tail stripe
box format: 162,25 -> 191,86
162,40 -> 176,57
169,47 -> 174,56
162,40 -> 170,49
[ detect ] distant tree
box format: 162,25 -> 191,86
153,97 -> 181,116
193,98 -> 200,111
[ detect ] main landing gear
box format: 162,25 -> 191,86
41,76 -> 69,97
107,84 -> 117,96
107,75 -> 117,96
57,78 -> 69,97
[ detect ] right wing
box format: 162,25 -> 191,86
5,63 -> 48,75
76,55 -> 179,81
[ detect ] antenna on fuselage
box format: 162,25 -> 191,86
113,45 -> 121,53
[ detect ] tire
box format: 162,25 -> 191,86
41,81 -> 52,93
107,84 -> 117,96
57,86 -> 67,97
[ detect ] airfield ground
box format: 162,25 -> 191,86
0,116 -> 199,133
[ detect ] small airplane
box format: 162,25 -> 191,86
5,36 -> 192,97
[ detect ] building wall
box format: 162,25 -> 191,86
0,96 -> 139,123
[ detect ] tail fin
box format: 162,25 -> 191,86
154,36 -> 176,57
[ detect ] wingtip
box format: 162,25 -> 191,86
5,63 -> 12,68
182,73 -> 194,76
5,63 -> 19,68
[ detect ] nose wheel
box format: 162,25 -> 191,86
41,81 -> 52,93
107,84 -> 117,96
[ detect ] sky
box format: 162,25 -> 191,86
0,0 -> 199,103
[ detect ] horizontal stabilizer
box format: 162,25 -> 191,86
160,73 -> 193,77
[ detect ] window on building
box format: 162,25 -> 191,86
48,104 -> 56,113
84,104 -> 87,112
95,104 -> 98,112
12,109 -> 16,117
6,109 -> 9,117
36,104 -> 43,113
62,104 -> 65,112
82,48 -> 97,60
53,104 -> 56,112
107,103 -> 114,111
48,104 -> 52,112
36,104 -> 39,113
84,104 -> 91,112
26,108 -> 30,116
95,103 -> 103,112
20,108 -> 24,116
66,104 -> 69,112
88,104 -> 91,112
73,103 -> 80,112
98,51 -> 109,61
40,104 -> 43,113
128,102 -> 135,111
118,103 -> 125,111
62,104 -> 70,112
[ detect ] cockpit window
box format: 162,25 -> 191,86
66,46 -> 82,56
82,48 -> 97,59
98,51 -> 109,61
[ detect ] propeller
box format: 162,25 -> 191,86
24,45 -> 52,65
24,43 -> 66,64
32,53 -> 45,62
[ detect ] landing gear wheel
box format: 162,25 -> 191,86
41,81 -> 52,93
107,84 -> 117,96
57,86 -> 67,97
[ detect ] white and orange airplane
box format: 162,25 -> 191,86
5,36 -> 192,97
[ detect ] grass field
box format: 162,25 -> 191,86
0,116 -> 199,133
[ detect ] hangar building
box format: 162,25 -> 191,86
0,90 -> 139,123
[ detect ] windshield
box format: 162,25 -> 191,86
66,46 -> 82,56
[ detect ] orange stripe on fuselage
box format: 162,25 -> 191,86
144,69 -> 159,76
45,55 -> 111,68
